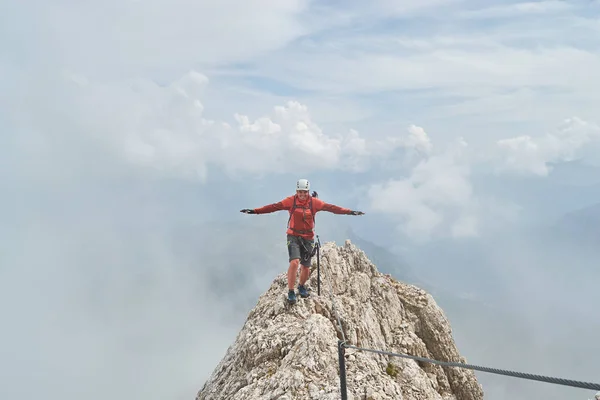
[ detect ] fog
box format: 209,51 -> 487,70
0,126 -> 356,399
1,172 -> 239,399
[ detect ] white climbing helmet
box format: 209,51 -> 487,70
296,178 -> 310,191
595,391 -> 600,400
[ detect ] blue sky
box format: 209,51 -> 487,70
2,1 -> 600,400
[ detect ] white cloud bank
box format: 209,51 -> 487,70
367,116 -> 600,240
14,68 -> 596,242
367,134 -> 483,240
50,70 -> 439,181
495,117 -> 600,176
10,62 -> 600,244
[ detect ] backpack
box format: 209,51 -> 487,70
287,191 -> 318,234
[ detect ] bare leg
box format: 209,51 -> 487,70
287,259 -> 300,290
299,265 -> 310,286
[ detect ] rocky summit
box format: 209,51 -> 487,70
196,240 -> 484,400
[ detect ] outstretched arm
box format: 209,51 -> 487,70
240,196 -> 294,214
314,198 -> 364,215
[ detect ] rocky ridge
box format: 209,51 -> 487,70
196,240 -> 484,400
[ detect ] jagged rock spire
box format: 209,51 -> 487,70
196,240 -> 484,400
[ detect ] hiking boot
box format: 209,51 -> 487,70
298,284 -> 309,298
287,290 -> 297,304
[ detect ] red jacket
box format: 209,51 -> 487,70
253,194 -> 352,240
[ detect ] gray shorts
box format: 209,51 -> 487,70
287,234 -> 315,267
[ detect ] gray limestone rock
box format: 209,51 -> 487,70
196,240 -> 484,400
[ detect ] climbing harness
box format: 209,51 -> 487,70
287,194 -> 316,235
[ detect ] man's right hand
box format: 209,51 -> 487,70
240,209 -> 256,214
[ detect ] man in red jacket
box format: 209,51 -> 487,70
241,178 -> 364,304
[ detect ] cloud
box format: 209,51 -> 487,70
367,128 -> 480,240
357,0 -> 462,17
304,0 -> 460,28
364,116 -> 600,239
19,63 -> 594,245
1,0 -> 310,77
18,68 -> 450,183
206,3 -> 600,139
233,1 -> 600,98
251,43 -> 600,97
79,73 -> 355,177
10,61 -> 599,248
457,1 -> 575,19
494,117 -> 600,176
404,124 -> 433,155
